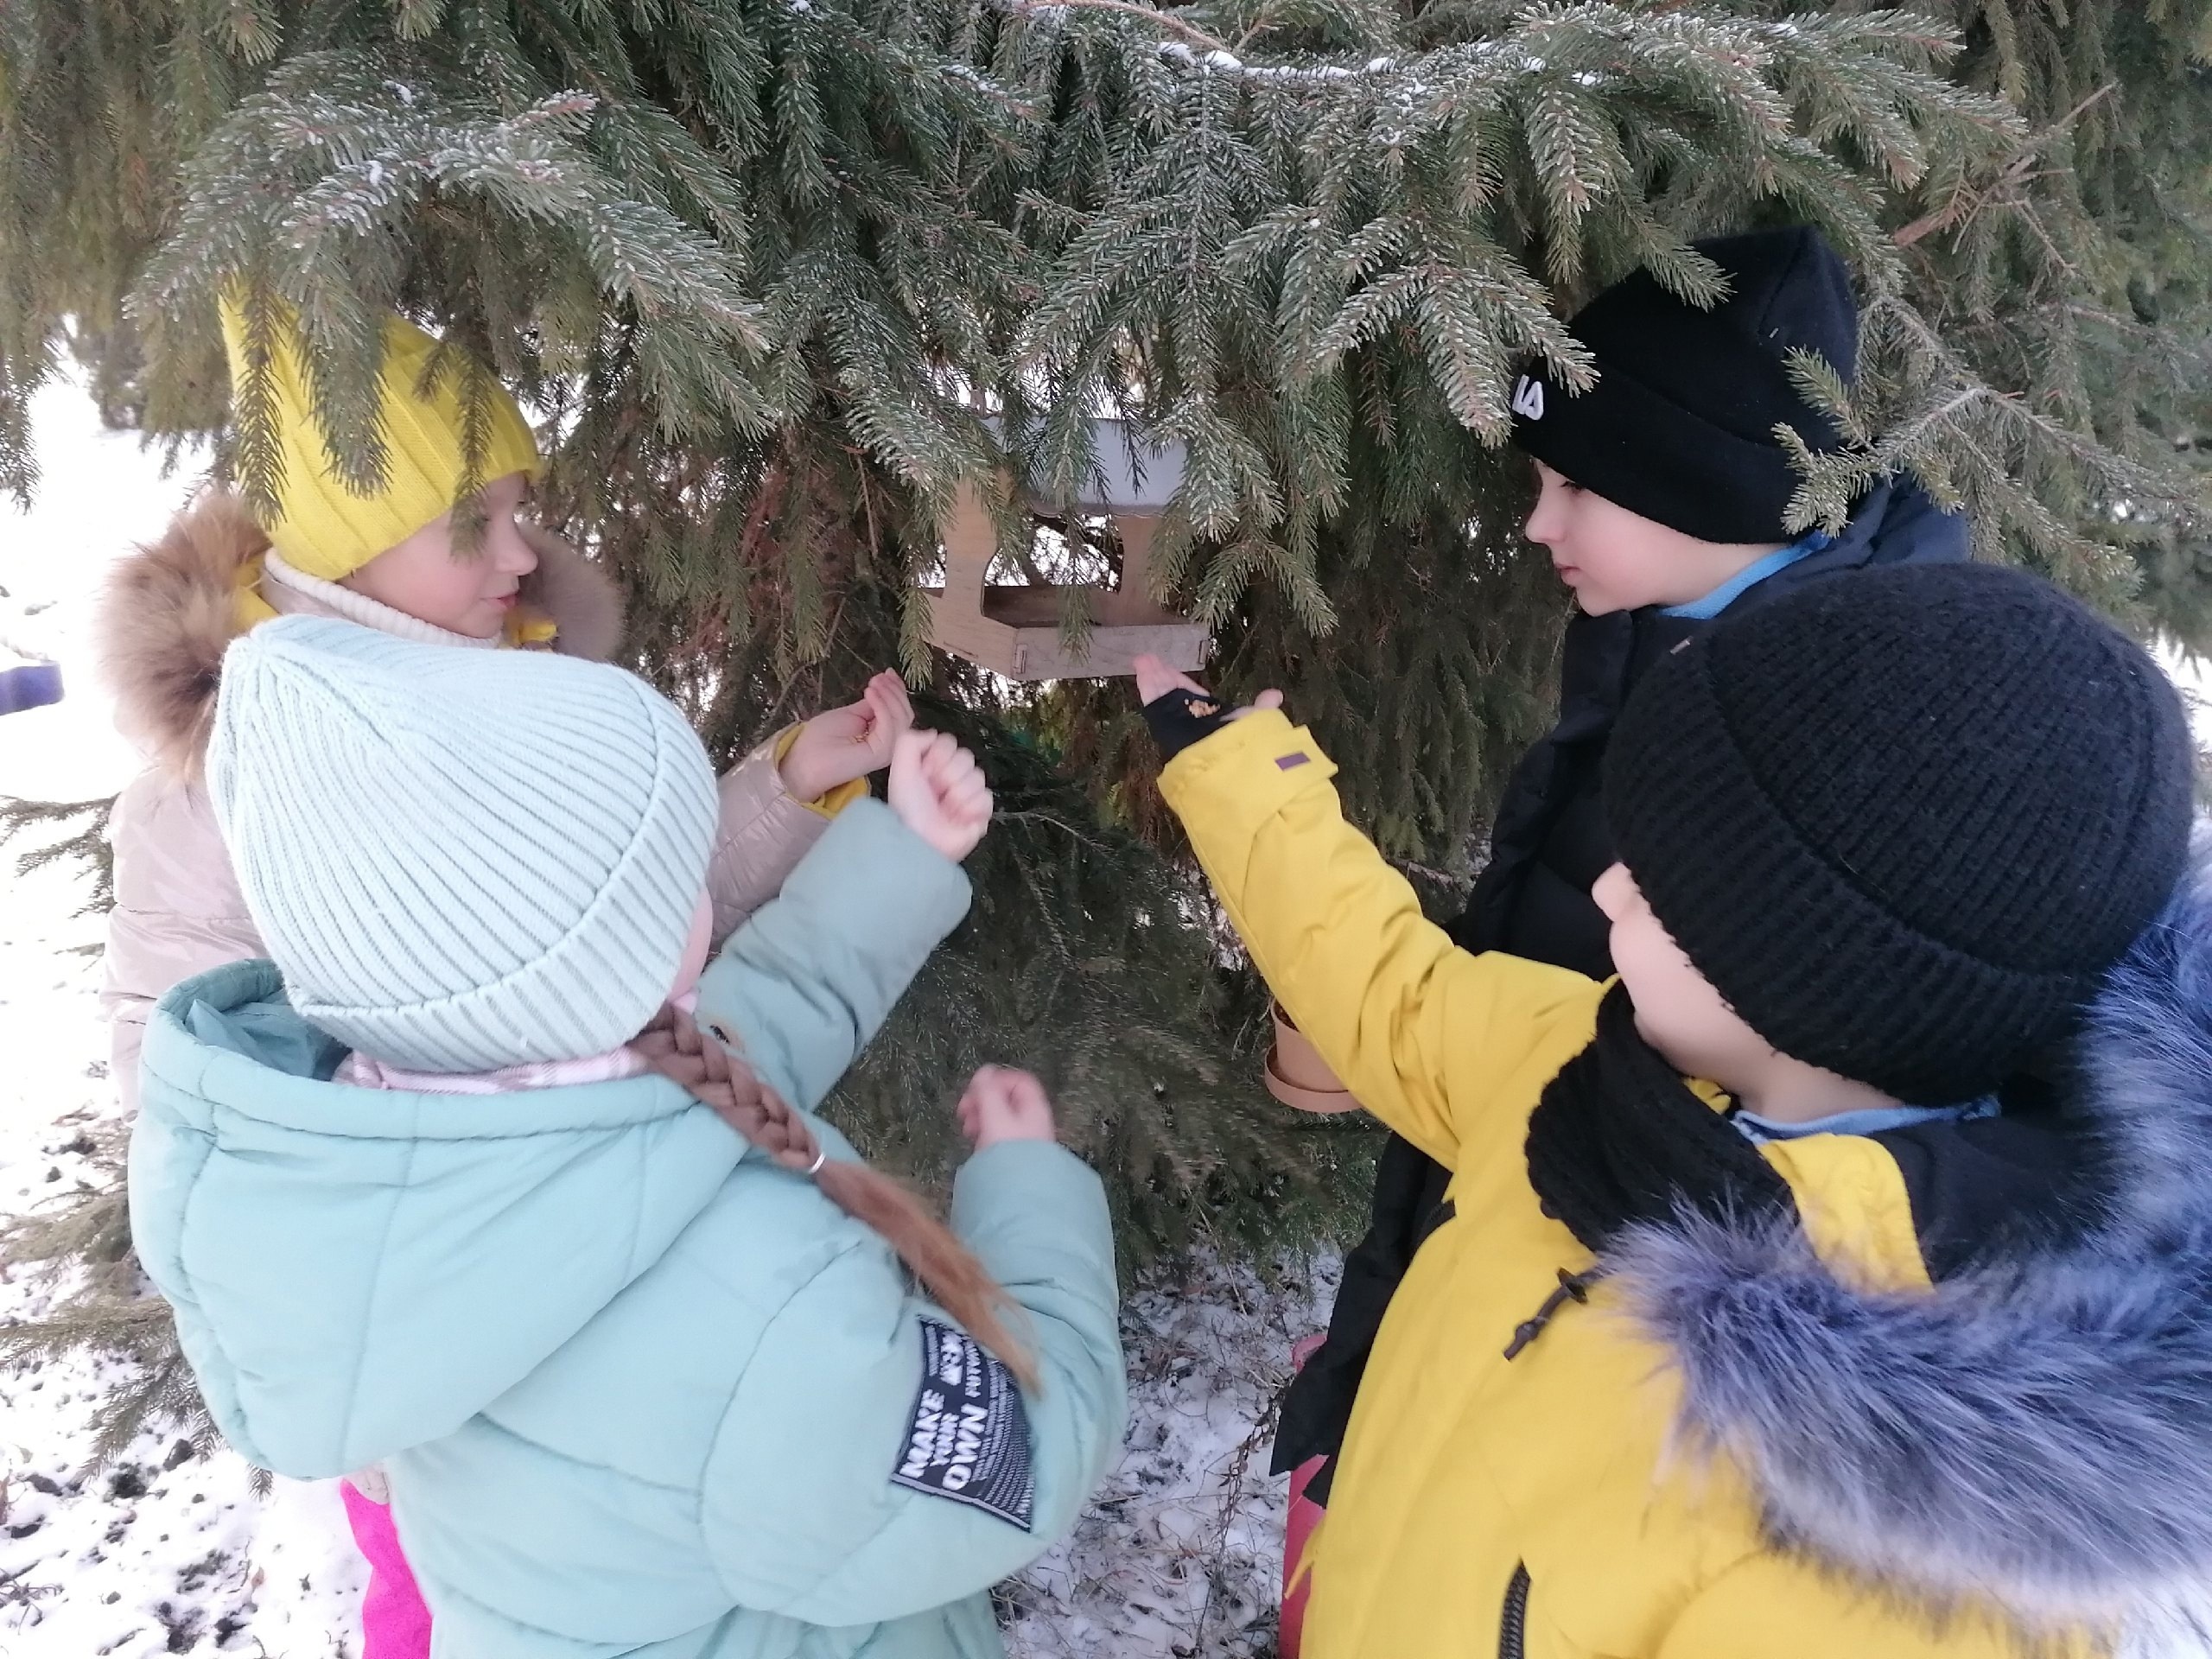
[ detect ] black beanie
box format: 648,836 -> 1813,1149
1603,563 -> 2196,1104
1512,226 -> 1858,545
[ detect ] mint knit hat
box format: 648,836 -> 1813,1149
207,615 -> 718,1072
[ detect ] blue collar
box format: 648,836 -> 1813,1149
1660,530 -> 1834,620
1732,1096 -> 1999,1145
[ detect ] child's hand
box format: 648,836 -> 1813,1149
888,729 -> 992,861
1133,656 -> 1284,718
779,670 -> 914,803
958,1065 -> 1058,1148
1132,656 -> 1284,762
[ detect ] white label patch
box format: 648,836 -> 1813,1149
1511,374 -> 1546,421
890,1318 -> 1035,1530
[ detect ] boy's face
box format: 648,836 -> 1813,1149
1524,462 -> 1786,616
345,471 -> 540,639
1592,862 -> 1773,1084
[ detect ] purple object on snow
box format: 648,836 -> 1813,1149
0,662 -> 62,715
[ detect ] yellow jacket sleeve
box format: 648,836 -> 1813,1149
1158,710 -> 1602,1170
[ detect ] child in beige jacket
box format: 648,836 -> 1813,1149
95,302 -> 902,1113
92,302 -> 911,1656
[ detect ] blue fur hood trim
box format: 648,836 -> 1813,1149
1615,853 -> 2212,1626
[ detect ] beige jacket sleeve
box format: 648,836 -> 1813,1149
101,769 -> 264,1112
702,735 -> 868,947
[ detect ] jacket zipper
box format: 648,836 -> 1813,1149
1498,1561 -> 1531,1659
1503,1268 -> 1600,1359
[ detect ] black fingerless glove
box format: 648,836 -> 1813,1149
1142,686 -> 1236,762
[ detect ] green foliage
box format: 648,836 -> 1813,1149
1770,1 -> 2212,635
11,1 -> 2197,848
830,694 -> 1379,1267
2,0 -> 2209,1446
0,795 -> 116,918
0,1125 -> 219,1470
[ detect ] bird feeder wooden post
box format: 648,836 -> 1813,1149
923,418 -> 1212,682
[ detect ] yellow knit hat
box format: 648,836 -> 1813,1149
219,298 -> 540,581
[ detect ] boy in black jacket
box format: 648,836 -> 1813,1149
1278,224 -> 1972,1501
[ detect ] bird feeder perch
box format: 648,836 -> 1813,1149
923,419 -> 1212,682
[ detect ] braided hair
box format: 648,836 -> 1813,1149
632,1003 -> 1038,1391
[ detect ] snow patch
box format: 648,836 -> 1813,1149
1159,42 -> 1369,85
1001,1255 -> 1337,1657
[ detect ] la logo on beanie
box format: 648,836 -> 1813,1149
1511,374 -> 1546,421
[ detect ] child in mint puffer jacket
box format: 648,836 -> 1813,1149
126,615 -> 1125,1659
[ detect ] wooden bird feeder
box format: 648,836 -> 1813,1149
923,419 -> 1212,682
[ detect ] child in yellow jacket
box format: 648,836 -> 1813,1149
1135,560 -> 2210,1659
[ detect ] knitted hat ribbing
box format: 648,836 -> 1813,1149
1603,562 -> 2196,1103
1510,226 -> 1859,544
207,616 -> 717,1072
219,297 -> 540,580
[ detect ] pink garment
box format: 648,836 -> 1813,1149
342,1479 -> 433,1659
336,991 -> 696,1096
1279,1332 -> 1330,1659
339,1045 -> 650,1094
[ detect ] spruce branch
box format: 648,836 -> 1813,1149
0,796 -> 116,915
998,0 -> 1236,57
1892,81 -> 2118,249
5,0 -> 2208,1300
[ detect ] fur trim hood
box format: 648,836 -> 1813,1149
97,491 -> 624,777
1619,852 -> 2212,1630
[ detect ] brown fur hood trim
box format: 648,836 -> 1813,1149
97,493 -> 626,779
98,493 -> 265,779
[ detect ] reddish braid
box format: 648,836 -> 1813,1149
632,1003 -> 1038,1391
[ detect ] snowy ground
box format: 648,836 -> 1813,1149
5,377 -> 2211,1659
0,378 -> 1329,1657
0,855 -> 383,1659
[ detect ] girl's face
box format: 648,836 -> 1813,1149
1592,862 -> 1771,1085
1523,461 -> 1783,616
343,471 -> 538,639
670,889 -> 715,1003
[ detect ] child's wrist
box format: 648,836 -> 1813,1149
771,726 -> 825,801
975,1126 -> 1056,1149
1143,687 -> 1235,760
778,753 -> 830,804
888,810 -> 964,862
774,731 -> 873,817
